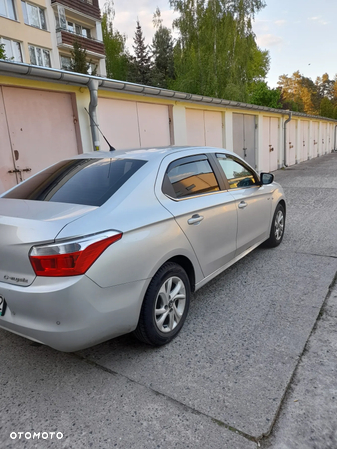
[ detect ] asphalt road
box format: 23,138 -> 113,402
1,153 -> 337,449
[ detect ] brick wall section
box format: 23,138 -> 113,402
51,0 -> 101,20
60,31 -> 105,56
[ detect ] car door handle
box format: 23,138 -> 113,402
238,201 -> 247,209
188,214 -> 204,225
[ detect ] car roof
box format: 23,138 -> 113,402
72,146 -> 237,162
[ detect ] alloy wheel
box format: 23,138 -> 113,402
154,276 -> 186,333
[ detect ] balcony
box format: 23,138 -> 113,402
57,30 -> 105,57
51,0 -> 101,20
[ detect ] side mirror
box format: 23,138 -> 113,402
260,172 -> 274,185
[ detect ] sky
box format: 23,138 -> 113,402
98,0 -> 337,88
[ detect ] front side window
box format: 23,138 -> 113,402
0,0 -> 16,20
0,37 -> 23,62
164,156 -> 220,199
28,45 -> 51,67
217,155 -> 257,189
22,1 -> 47,30
3,158 -> 147,207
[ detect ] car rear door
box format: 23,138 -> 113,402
156,153 -> 238,278
215,153 -> 273,255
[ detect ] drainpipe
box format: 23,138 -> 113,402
88,78 -> 100,151
334,125 -> 337,152
283,111 -> 292,167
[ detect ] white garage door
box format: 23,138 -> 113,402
0,86 -> 81,193
262,116 -> 279,172
97,98 -> 171,151
186,109 -> 223,147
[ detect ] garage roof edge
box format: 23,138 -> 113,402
1,61 -> 336,123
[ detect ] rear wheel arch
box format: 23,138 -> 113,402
166,255 -> 196,293
134,261 -> 191,345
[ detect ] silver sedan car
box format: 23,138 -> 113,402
0,146 -> 286,351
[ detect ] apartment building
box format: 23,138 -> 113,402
0,0 -> 106,75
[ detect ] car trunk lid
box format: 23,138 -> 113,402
0,199 -> 97,286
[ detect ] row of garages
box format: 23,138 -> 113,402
96,98 -> 336,171
0,61 -> 336,193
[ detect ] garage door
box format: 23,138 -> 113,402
300,121 -> 310,162
312,122 -> 319,158
262,117 -> 279,172
287,120 -> 297,166
186,109 -> 223,147
0,86 -> 81,193
233,113 -> 256,168
97,98 -> 171,151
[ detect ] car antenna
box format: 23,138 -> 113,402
84,107 -> 116,152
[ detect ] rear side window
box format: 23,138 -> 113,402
163,156 -> 220,199
3,158 -> 146,206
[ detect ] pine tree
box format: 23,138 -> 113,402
131,20 -> 152,85
151,8 -> 175,88
278,71 -> 320,115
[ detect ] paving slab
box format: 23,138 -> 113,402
262,282 -> 337,449
78,250 -> 337,438
0,331 -> 256,449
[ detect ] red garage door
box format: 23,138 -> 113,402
0,86 -> 81,193
97,98 -> 172,151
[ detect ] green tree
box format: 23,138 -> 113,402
278,71 -> 319,115
0,43 -> 6,60
102,1 -> 129,80
169,0 -> 268,101
320,97 -> 334,118
248,81 -> 281,108
316,73 -> 334,100
151,8 -> 175,88
70,41 -> 95,75
130,20 -> 152,85
333,105 -> 337,120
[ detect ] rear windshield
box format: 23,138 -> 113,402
3,158 -> 146,207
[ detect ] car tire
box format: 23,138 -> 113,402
264,203 -> 285,248
134,262 -> 191,346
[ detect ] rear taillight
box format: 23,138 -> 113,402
29,231 -> 122,277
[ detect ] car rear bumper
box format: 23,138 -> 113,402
0,275 -> 149,352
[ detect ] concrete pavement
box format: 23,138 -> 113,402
1,153 -> 337,448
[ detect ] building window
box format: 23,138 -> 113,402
22,1 -> 47,30
0,0 -> 16,20
0,37 -> 23,62
28,45 -> 51,67
60,55 -> 71,71
67,21 -> 91,39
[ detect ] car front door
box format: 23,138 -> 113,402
157,154 -> 238,278
215,154 -> 273,256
